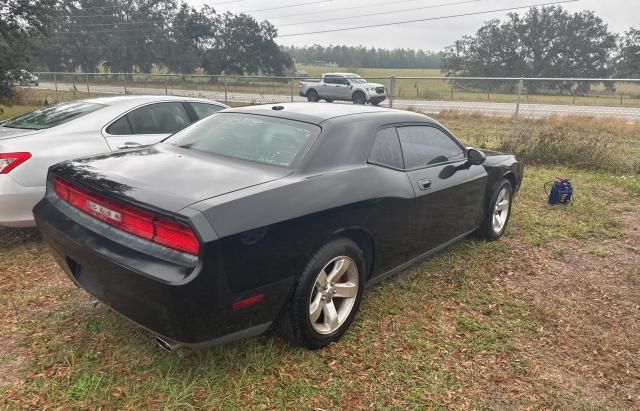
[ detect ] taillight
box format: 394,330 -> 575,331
53,178 -> 199,255
0,152 -> 32,174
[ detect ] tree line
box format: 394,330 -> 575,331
441,6 -> 640,80
32,0 -> 292,76
282,45 -> 442,70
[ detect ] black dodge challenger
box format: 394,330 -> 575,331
34,103 -> 523,350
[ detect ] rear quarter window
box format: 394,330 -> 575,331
2,102 -> 104,130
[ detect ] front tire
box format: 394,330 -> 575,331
277,238 -> 366,349
352,92 -> 366,105
475,179 -> 513,240
324,98 -> 334,103
306,90 -> 320,102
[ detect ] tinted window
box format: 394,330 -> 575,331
3,102 -> 103,130
190,102 -> 224,120
166,113 -> 320,167
106,116 -> 133,135
324,77 -> 336,84
127,103 -> 190,134
397,126 -> 465,169
369,127 -> 403,169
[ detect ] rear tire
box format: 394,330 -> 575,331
352,92 -> 366,105
306,90 -> 320,102
474,178 -> 513,240
324,98 -> 334,103
277,238 -> 366,349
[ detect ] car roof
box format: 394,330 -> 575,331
78,95 -> 227,109
225,102 -> 434,124
324,73 -> 360,77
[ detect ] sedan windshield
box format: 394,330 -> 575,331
165,113 -> 321,167
2,101 -> 104,130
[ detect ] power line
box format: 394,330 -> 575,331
268,0 -> 426,20
244,0 -> 331,13
52,0 -> 578,36
279,0 -> 580,37
279,0 -> 481,27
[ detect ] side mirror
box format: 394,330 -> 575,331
467,148 -> 486,166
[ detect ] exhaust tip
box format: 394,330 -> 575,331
154,336 -> 182,353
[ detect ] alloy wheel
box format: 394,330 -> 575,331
308,256 -> 359,335
492,187 -> 511,234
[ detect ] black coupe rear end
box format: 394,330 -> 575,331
35,103 -> 523,349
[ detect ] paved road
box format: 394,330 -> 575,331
39,82 -> 640,121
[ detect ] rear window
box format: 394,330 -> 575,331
2,101 -> 104,130
165,113 -> 320,167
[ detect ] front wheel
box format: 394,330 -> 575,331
370,98 -> 383,106
277,238 -> 365,349
352,92 -> 366,105
306,90 -> 320,102
474,179 -> 513,240
324,98 -> 334,103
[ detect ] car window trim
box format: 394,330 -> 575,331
366,125 -> 406,171
186,101 -> 228,120
102,100 -> 190,137
395,123 -> 469,171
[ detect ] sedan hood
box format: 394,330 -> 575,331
0,126 -> 44,140
51,144 -> 292,213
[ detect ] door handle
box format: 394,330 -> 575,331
117,142 -> 142,150
418,179 -> 432,190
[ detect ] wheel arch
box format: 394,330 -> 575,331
503,171 -> 517,192
329,227 -> 375,281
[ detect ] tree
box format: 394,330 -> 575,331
202,12 -> 292,75
617,28 -> 640,78
442,6 -> 617,87
0,0 -> 58,98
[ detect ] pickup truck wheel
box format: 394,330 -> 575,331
370,98 -> 382,106
352,92 -> 366,105
277,238 -> 365,349
324,99 -> 334,103
306,90 -> 320,102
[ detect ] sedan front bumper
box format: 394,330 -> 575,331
0,175 -> 43,227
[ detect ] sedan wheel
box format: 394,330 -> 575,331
277,238 -> 366,349
309,256 -> 359,335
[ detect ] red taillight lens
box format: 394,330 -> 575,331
154,220 -> 200,255
0,152 -> 32,174
53,178 -> 199,255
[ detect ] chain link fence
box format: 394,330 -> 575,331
34,72 -> 640,126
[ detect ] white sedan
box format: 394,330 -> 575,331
0,95 -> 228,227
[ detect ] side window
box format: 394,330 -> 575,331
337,78 -> 350,85
324,77 -> 335,84
126,103 -> 190,135
397,126 -> 465,169
106,116 -> 132,135
369,127 -> 404,169
190,103 -> 224,120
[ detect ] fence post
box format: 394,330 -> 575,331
290,78 -> 294,102
511,78 -> 524,142
224,75 -> 228,104
389,76 -> 396,108
123,73 -> 127,95
53,72 -> 59,102
86,74 -> 90,94
165,78 -> 168,95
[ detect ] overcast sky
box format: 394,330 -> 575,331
185,0 -> 638,51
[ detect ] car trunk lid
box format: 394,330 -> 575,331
0,126 -> 44,140
51,144 -> 292,213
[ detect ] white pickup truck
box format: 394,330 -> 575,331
299,73 -> 386,105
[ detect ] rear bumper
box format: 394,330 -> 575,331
33,194 -> 292,346
0,175 -> 43,227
